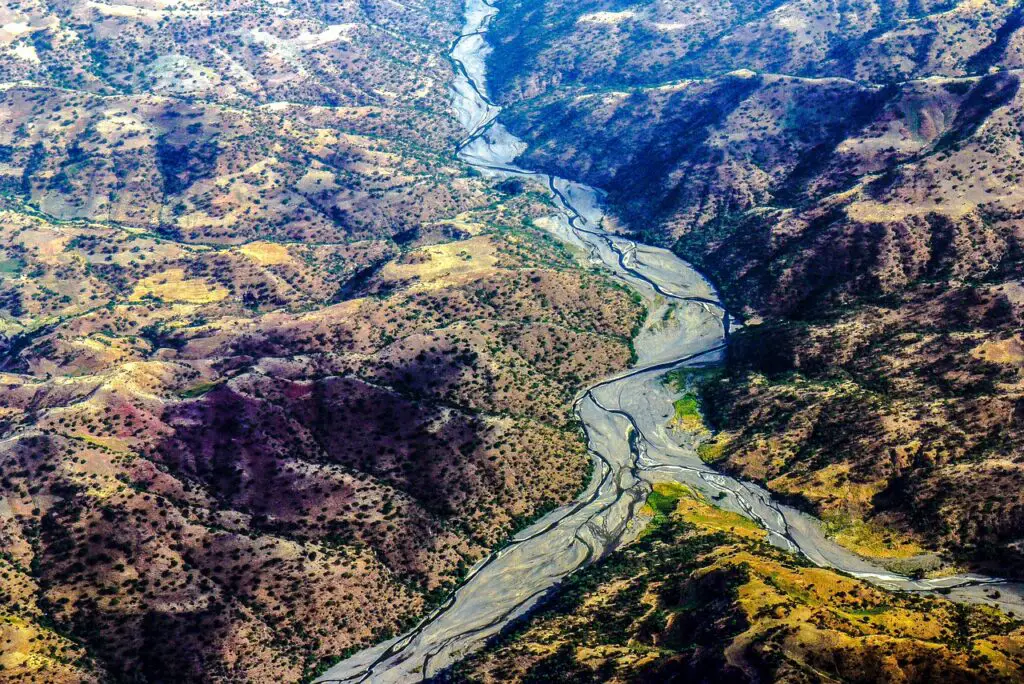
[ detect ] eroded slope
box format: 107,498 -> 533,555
487,0 -> 1024,574
0,0 -> 647,680
449,485 -> 1024,683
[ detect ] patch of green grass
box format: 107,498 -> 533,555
645,482 -> 689,527
664,366 -> 723,392
697,434 -> 729,464
673,394 -> 700,422
179,380 -> 221,398
647,490 -> 679,517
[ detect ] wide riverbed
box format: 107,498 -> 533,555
318,1 -> 1024,681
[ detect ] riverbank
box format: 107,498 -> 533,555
317,0 -> 1024,680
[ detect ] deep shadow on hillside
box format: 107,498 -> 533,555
486,0 -> 1024,575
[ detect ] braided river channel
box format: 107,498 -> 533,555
318,1 -> 1024,681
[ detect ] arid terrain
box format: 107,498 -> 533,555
0,0 -> 645,680
3,0 -> 1024,681
450,484 -> 1024,683
487,0 -> 1024,576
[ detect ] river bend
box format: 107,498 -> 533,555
317,1 -> 1024,681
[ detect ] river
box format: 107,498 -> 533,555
317,1 -> 1024,681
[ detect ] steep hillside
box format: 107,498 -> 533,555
487,0 -> 1024,574
0,201 -> 642,680
0,0 -> 470,243
0,0 -> 647,680
488,0 -> 1024,96
448,484 -> 1024,684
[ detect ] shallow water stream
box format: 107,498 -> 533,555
317,2 -> 1024,681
